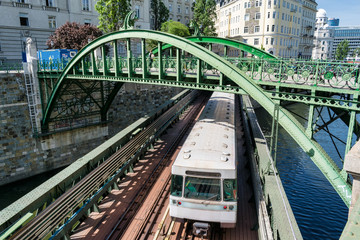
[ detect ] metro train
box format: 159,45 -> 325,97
169,91 -> 238,237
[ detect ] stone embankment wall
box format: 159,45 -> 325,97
0,73 -> 181,185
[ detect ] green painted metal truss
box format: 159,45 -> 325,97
36,29 -> 360,207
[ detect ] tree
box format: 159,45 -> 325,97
335,40 -> 350,60
151,0 -> 169,30
95,0 -> 131,33
147,21 -> 190,51
161,21 -> 190,37
46,22 -> 103,50
192,0 -> 217,36
353,47 -> 360,57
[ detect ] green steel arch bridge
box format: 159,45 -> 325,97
24,28 -> 360,238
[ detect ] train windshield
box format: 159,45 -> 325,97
170,175 -> 183,197
223,179 -> 237,202
184,177 -> 221,201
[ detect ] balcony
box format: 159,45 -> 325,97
306,25 -> 312,30
42,5 -> 59,12
13,2 -> 32,8
290,8 -> 296,12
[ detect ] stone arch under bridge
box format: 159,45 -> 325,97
39,29 -> 352,206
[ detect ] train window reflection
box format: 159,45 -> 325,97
184,177 -> 221,201
223,179 -> 237,202
170,175 -> 183,197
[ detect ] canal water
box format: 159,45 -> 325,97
255,103 -> 349,240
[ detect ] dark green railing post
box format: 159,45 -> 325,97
278,58 -> 283,82
141,38 -> 147,79
91,51 -> 96,76
176,48 -> 182,81
101,45 -> 107,76
197,58 -> 202,84
314,60 -> 320,86
224,45 -> 228,59
81,58 -> 85,75
127,38 -> 133,77
158,42 -> 163,80
259,57 -> 263,81
209,43 -> 212,51
113,40 -> 119,77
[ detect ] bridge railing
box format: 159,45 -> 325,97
38,56 -> 360,90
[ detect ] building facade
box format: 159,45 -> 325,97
215,0 -> 317,58
165,0 -> 193,26
0,0 -> 193,63
216,0 -> 317,58
298,0 -> 317,59
0,0 -> 100,63
312,9 -> 360,60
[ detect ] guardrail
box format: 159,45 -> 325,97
241,95 -> 303,240
0,62 -> 23,73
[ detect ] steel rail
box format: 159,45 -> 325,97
10,91 -> 198,240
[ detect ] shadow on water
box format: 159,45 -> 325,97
0,167 -> 65,211
255,103 -> 348,240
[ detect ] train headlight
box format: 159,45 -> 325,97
229,205 -> 234,210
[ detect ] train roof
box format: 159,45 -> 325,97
172,92 -> 236,176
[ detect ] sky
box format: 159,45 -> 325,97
316,0 -> 360,26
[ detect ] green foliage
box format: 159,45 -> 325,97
146,21 -> 190,51
353,47 -> 360,57
192,0 -> 216,36
46,22 -> 103,50
95,0 -> 131,33
151,0 -> 169,30
335,40 -> 349,60
161,21 -> 190,37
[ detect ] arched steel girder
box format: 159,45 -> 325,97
42,30 -> 351,206
152,36 -> 277,59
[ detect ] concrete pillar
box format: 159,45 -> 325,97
344,140 -> 360,216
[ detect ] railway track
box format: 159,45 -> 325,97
9,91 -> 200,240
106,92 -> 211,240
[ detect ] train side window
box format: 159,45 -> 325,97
223,179 -> 237,202
170,175 -> 183,197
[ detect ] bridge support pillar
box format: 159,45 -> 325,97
344,140 -> 360,216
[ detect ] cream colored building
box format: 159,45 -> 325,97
216,0 -> 316,58
164,0 -> 193,26
298,0 -> 317,59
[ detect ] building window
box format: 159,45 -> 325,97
273,11 -> 276,18
244,14 -> 250,21
84,19 -> 91,25
267,25 -> 269,32
254,38 -> 259,45
82,0 -> 90,11
255,12 -> 261,19
19,13 -> 29,26
244,27 -> 249,33
185,6 -> 189,14
48,16 -> 56,28
266,38 -> 269,45
46,0 -> 54,7
244,2 -> 247,8
169,4 -> 172,12
135,5 -> 140,18
271,38 -> 274,45
254,26 -> 260,32
178,4 -> 181,13
271,25 -> 275,32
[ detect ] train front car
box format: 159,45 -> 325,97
170,92 -> 237,235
